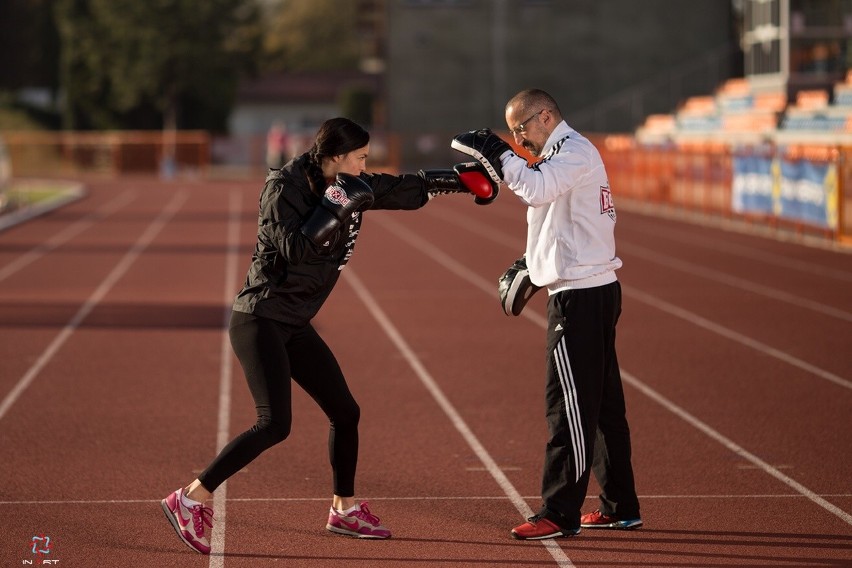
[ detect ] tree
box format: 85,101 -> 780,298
0,0 -> 60,93
260,0 -> 361,73
0,0 -> 62,128
54,0 -> 262,131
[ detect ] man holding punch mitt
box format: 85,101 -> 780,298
453,89 -> 642,540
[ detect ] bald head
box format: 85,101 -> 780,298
505,89 -> 563,157
506,89 -> 562,123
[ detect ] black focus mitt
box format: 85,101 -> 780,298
451,129 -> 512,184
498,256 -> 542,316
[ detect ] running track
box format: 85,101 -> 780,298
0,175 -> 850,567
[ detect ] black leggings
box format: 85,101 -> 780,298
197,311 -> 360,496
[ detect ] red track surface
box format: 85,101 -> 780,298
1,176 -> 850,567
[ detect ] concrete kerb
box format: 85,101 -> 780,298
0,180 -> 87,233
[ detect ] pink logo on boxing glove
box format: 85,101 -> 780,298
325,186 -> 351,207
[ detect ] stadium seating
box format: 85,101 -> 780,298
635,74 -> 852,146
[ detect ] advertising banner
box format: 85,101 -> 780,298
778,157 -> 838,230
732,154 -> 774,215
732,150 -> 838,230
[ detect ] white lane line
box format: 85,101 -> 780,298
374,212 -> 550,327
0,190 -> 137,283
622,369 -> 852,526
344,268 -> 574,568
625,287 -> 852,391
620,213 -> 852,281
209,191 -> 242,568
4,493 -> 852,506
417,208 -> 852,391
0,190 -> 188,423
370,213 -> 852,528
619,241 -> 852,323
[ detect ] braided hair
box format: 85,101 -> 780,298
305,118 -> 370,195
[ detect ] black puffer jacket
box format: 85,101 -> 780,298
232,153 -> 429,326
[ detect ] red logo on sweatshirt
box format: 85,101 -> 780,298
600,185 -> 616,221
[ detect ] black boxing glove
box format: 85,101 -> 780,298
418,161 -> 499,205
301,173 -> 374,246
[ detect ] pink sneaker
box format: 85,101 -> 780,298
326,501 -> 391,539
161,488 -> 214,554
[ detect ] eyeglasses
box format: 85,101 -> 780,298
508,109 -> 545,136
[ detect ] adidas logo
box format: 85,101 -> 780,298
555,323 -> 563,331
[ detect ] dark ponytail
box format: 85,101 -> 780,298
305,117 -> 370,195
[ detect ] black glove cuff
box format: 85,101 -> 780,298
419,169 -> 465,194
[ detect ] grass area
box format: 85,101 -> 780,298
0,180 -> 83,220
5,184 -> 66,205
0,106 -> 46,130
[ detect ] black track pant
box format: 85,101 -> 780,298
540,281 -> 639,529
197,311 -> 360,496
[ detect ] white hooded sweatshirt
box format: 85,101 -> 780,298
500,121 -> 621,293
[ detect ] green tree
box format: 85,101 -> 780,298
54,0 -> 262,131
260,0 -> 361,72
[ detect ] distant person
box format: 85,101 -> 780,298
162,117 -> 499,554
266,122 -> 290,169
452,89 -> 642,540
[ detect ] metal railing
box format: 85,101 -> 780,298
3,128 -> 848,246
1,130 -> 211,178
595,134 -> 850,245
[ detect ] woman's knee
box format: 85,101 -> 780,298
331,401 -> 360,429
253,415 -> 291,445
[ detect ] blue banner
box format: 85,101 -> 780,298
732,154 -> 774,215
778,157 -> 838,229
732,151 -> 838,230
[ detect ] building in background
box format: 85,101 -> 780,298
634,0 -> 851,147
227,0 -> 850,169
382,0 -> 738,168
222,70 -> 380,167
742,0 -> 850,97
228,1 -> 739,169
